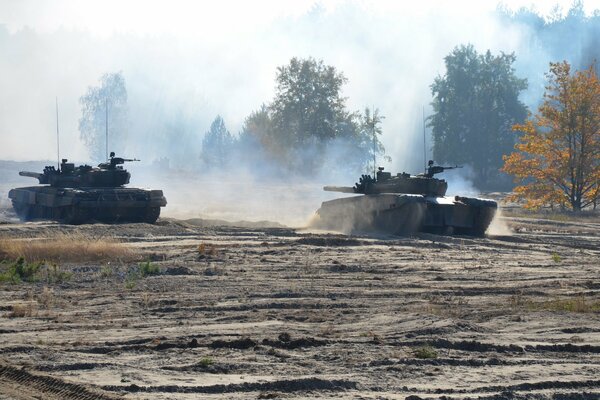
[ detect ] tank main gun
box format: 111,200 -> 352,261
19,171 -> 44,180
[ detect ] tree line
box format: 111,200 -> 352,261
79,42 -> 599,212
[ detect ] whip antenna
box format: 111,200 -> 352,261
105,98 -> 109,161
423,105 -> 426,174
372,105 -> 376,179
56,97 -> 60,170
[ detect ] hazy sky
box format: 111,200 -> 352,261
2,0 -> 599,36
1,0 -> 599,168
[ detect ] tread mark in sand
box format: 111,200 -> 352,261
0,364 -> 118,400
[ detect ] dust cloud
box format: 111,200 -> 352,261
487,208 -> 512,236
128,164 -> 344,227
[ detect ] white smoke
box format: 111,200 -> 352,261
1,1 -> 595,168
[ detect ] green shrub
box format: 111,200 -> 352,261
0,258 -> 43,283
199,357 -> 214,367
413,345 -> 438,359
139,261 -> 160,277
100,265 -> 114,278
45,264 -> 72,284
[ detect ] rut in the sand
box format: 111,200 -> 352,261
0,363 -> 119,400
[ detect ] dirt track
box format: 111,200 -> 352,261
1,214 -> 600,399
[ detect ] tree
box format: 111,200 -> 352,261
361,107 -> 389,175
236,105 -> 272,170
268,57 -> 357,172
502,62 -> 600,211
201,116 -> 235,167
238,58 -> 389,175
429,45 -> 528,188
79,72 -> 128,162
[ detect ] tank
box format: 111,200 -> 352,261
314,161 -> 497,236
8,152 -> 167,224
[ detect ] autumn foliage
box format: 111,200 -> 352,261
502,62 -> 600,211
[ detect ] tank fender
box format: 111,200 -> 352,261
454,196 -> 497,208
393,194 -> 425,205
8,189 -> 36,205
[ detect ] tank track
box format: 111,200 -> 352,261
11,200 -> 161,224
0,362 -> 118,400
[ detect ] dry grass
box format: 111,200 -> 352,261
0,233 -> 135,263
532,296 -> 600,313
9,302 -> 37,318
503,207 -> 600,222
508,293 -> 600,313
197,242 -> 218,257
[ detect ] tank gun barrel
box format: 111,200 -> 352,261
323,186 -> 356,193
19,171 -> 44,180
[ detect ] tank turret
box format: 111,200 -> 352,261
19,152 -> 137,188
9,152 -> 167,224
315,161 -> 497,236
324,165 -> 452,197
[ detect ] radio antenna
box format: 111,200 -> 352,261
422,105 -> 426,174
105,98 -> 109,161
372,105 -> 377,179
56,97 -> 60,170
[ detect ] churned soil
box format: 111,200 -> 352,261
0,213 -> 600,399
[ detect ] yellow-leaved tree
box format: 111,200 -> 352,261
502,61 -> 600,211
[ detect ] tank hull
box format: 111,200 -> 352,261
315,193 -> 497,236
8,186 -> 167,224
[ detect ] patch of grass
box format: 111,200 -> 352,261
9,302 -> 37,318
140,292 -> 154,309
0,257 -> 43,283
198,242 -> 218,258
508,291 -> 527,311
509,293 -> 600,314
37,286 -> 55,309
124,271 -> 138,290
43,264 -> 72,283
424,295 -> 469,318
551,253 -> 561,263
100,264 -> 114,278
122,261 -> 160,289
0,258 -> 72,284
505,208 -> 600,222
199,357 -> 214,367
413,345 -> 438,359
139,260 -> 160,277
532,296 -> 600,313
0,233 -> 135,263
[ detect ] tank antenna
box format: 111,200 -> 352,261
372,105 -> 376,179
56,97 -> 60,170
105,97 -> 109,161
422,105 -> 426,174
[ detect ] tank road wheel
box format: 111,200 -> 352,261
379,202 -> 425,236
143,207 -> 161,224
59,206 -> 88,225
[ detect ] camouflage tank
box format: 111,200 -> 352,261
8,152 -> 167,224
315,161 -> 497,236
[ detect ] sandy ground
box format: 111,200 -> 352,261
0,208 -> 599,400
